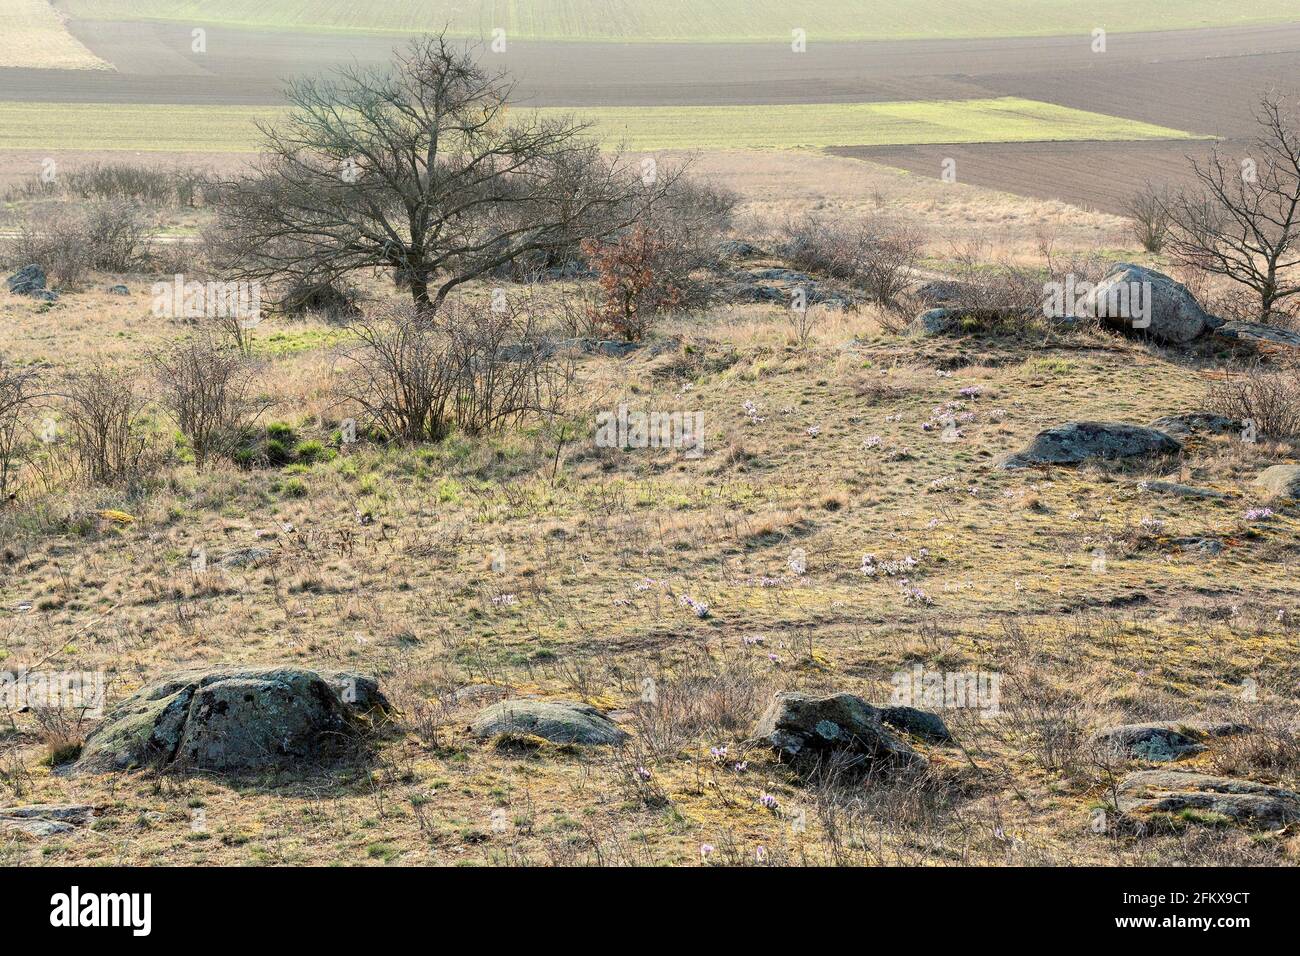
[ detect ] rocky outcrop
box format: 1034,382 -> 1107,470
751,692 -> 922,770
75,667 -> 390,774
999,422 -> 1182,469
6,264 -> 47,296
1213,321 -> 1300,349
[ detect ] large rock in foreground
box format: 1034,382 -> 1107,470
1117,770 -> 1300,829
470,699 -> 628,746
75,667 -> 390,774
1082,263 -> 1216,344
1255,464 -> 1300,500
751,692 -> 922,771
999,421 -> 1182,469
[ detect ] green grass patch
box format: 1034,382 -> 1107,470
62,0 -> 1300,42
0,98 -> 1199,152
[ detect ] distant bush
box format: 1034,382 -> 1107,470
4,162 -> 216,208
778,215 -> 923,309
1205,362 -> 1300,438
1126,183 -> 1171,253
2,200 -> 155,285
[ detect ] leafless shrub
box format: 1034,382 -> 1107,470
335,298 -> 571,444
58,367 -> 157,486
0,356 -> 46,496
778,215 -> 923,309
1,200 -> 154,284
1126,183 -> 1172,253
150,337 -> 270,466
1205,362 -> 1300,438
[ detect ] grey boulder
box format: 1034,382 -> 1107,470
470,699 -> 628,745
1254,464 -> 1300,499
1117,770 -> 1300,829
752,692 -> 922,770
74,666 -> 390,774
1082,263 -> 1215,344
1149,413 -> 1241,437
999,421 -> 1182,469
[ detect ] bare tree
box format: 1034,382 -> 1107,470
1125,182 -> 1171,253
212,34 -> 677,312
1165,95 -> 1300,321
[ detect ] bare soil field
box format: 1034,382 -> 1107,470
829,141 -> 1222,216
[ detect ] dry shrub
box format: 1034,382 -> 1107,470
1126,183 -> 1171,253
1,200 -> 155,285
1205,362 -> 1300,438
0,356 -> 46,496
150,337 -> 270,466
335,298 -> 571,444
59,366 -> 157,486
777,214 -> 923,309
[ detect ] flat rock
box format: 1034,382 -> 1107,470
470,699 -> 628,745
1214,321 -> 1300,348
1117,770 -> 1300,828
1254,464 -> 1300,499
218,547 -> 273,569
751,691 -> 922,770
1149,413 -> 1241,437
999,421 -> 1182,469
74,666 -> 390,774
881,705 -> 954,743
0,804 -> 93,837
1138,480 -> 1231,500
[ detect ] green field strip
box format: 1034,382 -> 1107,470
0,98 -> 1202,152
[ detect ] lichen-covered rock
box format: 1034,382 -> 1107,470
998,421 -> 1181,469
1089,724 -> 1206,762
751,692 -> 922,770
74,667 -> 390,774
1137,480 -> 1231,500
1116,770 -> 1300,829
1254,464 -> 1300,500
0,804 -> 93,837
6,264 -> 46,295
470,699 -> 627,745
1082,263 -> 1215,343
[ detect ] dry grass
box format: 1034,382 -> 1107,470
0,161 -> 1296,868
